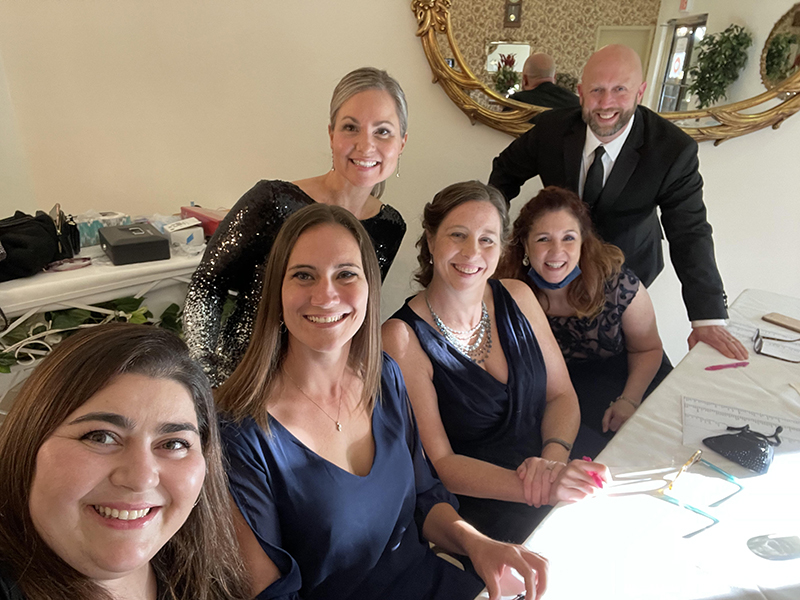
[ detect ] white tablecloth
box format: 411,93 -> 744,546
0,245 -> 201,320
477,289 -> 800,600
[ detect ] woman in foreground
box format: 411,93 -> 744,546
216,203 -> 549,600
495,186 -> 671,456
383,181 -> 608,544
0,323 -> 249,600
184,66 -> 408,387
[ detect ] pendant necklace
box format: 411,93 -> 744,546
425,292 -> 492,364
284,370 -> 343,432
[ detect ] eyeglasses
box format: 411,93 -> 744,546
753,329 -> 800,363
655,449 -> 742,538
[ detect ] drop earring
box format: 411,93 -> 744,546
522,254 -> 530,266
330,153 -> 335,172
396,154 -> 402,178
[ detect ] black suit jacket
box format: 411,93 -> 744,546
489,105 -> 727,321
509,82 -> 580,112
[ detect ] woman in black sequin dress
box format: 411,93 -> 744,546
496,187 -> 672,457
184,68 -> 408,387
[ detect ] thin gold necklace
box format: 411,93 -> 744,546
284,370 -> 343,432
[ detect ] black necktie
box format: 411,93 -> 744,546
583,146 -> 605,208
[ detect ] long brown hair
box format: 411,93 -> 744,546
0,323 -> 250,600
414,180 -> 509,288
496,186 -> 624,319
215,203 -> 383,428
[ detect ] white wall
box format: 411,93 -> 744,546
0,50 -> 34,213
0,0 -> 798,364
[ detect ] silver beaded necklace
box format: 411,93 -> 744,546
425,293 -> 492,364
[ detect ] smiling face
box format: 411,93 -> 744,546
525,209 -> 583,285
329,89 -> 407,190
28,373 -> 205,586
282,223 -> 369,356
428,200 -> 503,291
578,45 -> 647,143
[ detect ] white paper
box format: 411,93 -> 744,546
681,396 -> 800,450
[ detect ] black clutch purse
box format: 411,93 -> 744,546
703,424 -> 783,474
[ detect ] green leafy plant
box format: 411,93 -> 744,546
494,53 -> 521,96
764,32 -> 799,84
0,298 -> 181,373
688,24 -> 753,109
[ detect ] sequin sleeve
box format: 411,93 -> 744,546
183,181 -> 406,387
183,181 -> 311,386
363,204 -> 406,282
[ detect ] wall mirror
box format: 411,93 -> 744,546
761,3 -> 800,88
412,0 -> 800,144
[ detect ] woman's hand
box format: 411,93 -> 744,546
517,457 -> 566,508
602,398 -> 637,432
549,459 -> 610,504
465,536 -> 549,600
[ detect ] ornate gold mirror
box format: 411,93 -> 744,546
761,3 -> 800,88
412,0 -> 800,144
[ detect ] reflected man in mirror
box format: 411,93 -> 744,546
489,44 -> 748,360
509,53 -> 580,111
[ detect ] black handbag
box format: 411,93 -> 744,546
49,203 -> 80,261
703,424 -> 783,474
0,207 -> 80,283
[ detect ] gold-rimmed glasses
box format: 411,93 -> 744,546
655,450 -> 743,538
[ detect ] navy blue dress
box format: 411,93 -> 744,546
391,280 -> 549,543
220,355 -> 483,600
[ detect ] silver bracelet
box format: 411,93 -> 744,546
610,395 -> 640,409
542,437 -> 573,452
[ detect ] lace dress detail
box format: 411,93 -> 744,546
548,266 -> 639,363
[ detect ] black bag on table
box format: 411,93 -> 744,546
703,424 -> 783,474
0,209 -> 80,283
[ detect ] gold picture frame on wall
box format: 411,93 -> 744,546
412,0 -> 800,144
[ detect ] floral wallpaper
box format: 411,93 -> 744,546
447,0 -> 661,91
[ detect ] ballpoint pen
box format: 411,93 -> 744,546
705,361 -> 749,371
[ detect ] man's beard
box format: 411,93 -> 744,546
582,104 -> 636,139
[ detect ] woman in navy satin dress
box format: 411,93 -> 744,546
215,203 -> 550,600
383,181 -> 609,544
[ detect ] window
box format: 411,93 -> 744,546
658,15 -> 707,112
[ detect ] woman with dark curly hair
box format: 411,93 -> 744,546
496,186 -> 671,456
0,323 -> 249,600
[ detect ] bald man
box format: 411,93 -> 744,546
489,44 -> 747,360
509,53 -> 579,110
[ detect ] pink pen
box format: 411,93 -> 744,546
582,456 -> 604,488
705,361 -> 749,371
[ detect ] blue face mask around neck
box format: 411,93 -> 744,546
527,265 -> 581,290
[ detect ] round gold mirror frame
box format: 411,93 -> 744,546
412,0 -> 800,145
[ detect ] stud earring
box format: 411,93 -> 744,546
429,256 -> 433,265
522,254 -> 530,266
396,153 -> 402,178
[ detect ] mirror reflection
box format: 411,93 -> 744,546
446,0 -> 797,114
449,0 -> 661,105
761,3 -> 800,88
